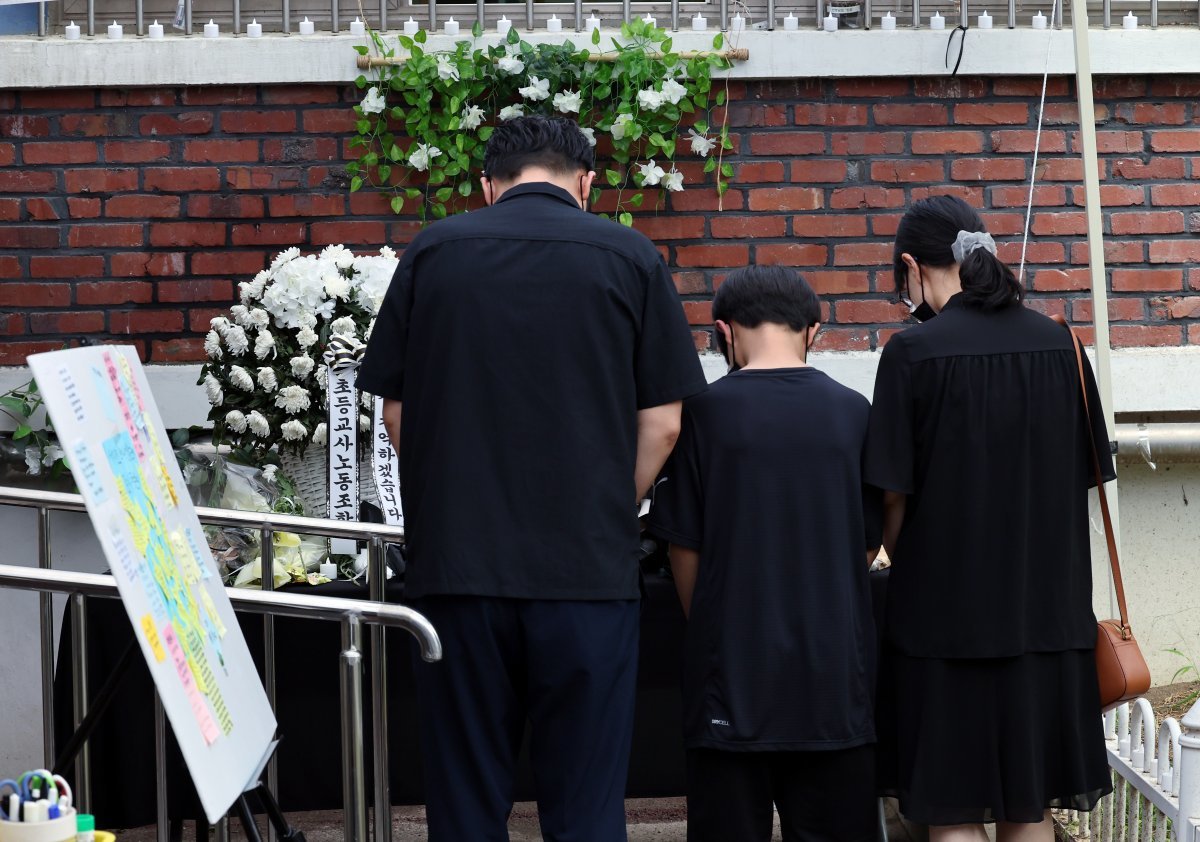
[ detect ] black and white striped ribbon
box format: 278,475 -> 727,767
322,334 -> 366,372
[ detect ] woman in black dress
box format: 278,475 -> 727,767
864,195 -> 1115,840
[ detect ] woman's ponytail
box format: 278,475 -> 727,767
958,247 -> 1024,311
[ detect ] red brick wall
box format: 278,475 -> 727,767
2,77 -> 1199,365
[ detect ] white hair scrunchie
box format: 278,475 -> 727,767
951,230 -> 997,263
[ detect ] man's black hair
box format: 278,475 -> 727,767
482,115 -> 595,182
712,265 -> 821,334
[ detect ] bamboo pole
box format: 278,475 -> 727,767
356,47 -> 749,69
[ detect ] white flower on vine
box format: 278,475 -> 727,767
254,329 -> 276,360
204,330 -> 222,359
610,112 -> 634,140
281,419 -> 308,442
230,365 -> 255,392
312,422 -> 328,446
499,104 -> 525,121
296,326 -> 318,349
330,316 -> 357,337
461,104 -> 485,131
662,167 -> 685,192
688,128 -> 717,157
637,88 -> 665,111
408,143 -> 442,173
224,325 -> 250,356
580,127 -> 596,147
519,76 -> 550,102
225,410 -> 248,433
496,55 -> 525,75
661,78 -> 688,105
639,159 -> 665,186
360,87 -> 387,115
552,90 -> 581,114
257,367 -> 278,392
247,411 -> 271,438
204,374 -> 224,406
436,55 -> 460,81
290,355 -> 315,379
275,385 -> 312,414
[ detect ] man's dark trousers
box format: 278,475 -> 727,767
410,596 -> 640,842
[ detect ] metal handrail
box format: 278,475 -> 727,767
0,484 -> 436,842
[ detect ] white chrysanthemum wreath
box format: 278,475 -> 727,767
198,244 -> 399,460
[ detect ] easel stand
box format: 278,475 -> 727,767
52,647 -> 304,841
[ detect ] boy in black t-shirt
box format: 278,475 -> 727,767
647,266 -> 883,842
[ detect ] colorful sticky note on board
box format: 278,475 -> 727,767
199,588 -> 228,638
141,614 -> 167,662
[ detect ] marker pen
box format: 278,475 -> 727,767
22,801 -> 36,822
7,793 -> 18,820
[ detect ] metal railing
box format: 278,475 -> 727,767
1054,697 -> 1200,841
0,484 -> 440,842
46,0 -> 1196,37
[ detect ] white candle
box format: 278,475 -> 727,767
881,10 -> 896,28
403,17 -> 419,34
546,14 -> 561,30
930,10 -> 945,27
298,16 -> 315,34
691,12 -> 707,29
496,15 -> 510,34
246,18 -> 262,36
147,18 -> 164,37
730,12 -> 745,29
107,20 -> 123,38
203,18 -> 219,36
586,13 -> 601,30
977,9 -> 992,26
643,13 -> 656,25
349,17 -> 365,35
65,19 -> 80,38
783,11 -> 798,28
1122,9 -> 1137,27
1031,9 -> 1047,26
823,11 -> 837,29
444,16 -> 459,34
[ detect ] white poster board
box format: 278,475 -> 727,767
28,346 -> 277,824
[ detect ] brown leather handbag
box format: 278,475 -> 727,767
1056,316 -> 1151,712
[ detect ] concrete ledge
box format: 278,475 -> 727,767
3,27 -> 1200,88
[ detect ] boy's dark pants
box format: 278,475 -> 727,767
409,595 -> 639,842
686,744 -> 878,842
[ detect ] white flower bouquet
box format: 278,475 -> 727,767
199,244 -> 399,459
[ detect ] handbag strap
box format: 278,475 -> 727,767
1051,315 -> 1131,637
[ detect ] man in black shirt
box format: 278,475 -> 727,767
647,266 -> 881,842
357,116 -> 707,841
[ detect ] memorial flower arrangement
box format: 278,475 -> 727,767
349,18 -> 737,224
197,244 -> 399,460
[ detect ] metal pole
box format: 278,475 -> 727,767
816,0 -> 825,27
86,0 -> 94,35
1009,0 -> 1016,27
719,0 -> 727,29
765,0 -> 773,28
184,0 -> 192,35
428,0 -> 437,30
672,0 -> 681,29
1054,0 -> 1063,28
525,0 -> 534,29
479,0 -> 487,29
369,538 -> 391,842
136,0 -> 144,34
1102,0 -> 1110,27
378,0 -> 385,31
912,0 -> 921,28
70,593 -> 92,813
214,817 -> 230,842
282,0 -> 290,32
331,0 -> 338,32
155,693 -> 170,842
864,0 -> 873,27
260,527 -> 279,842
341,616 -> 367,842
38,508 -> 55,768
37,1 -> 46,35
959,0 -> 968,26
575,0 -> 583,30
233,0 -> 240,35
1070,0 -> 1122,619
1150,0 -> 1157,27
624,0 -> 632,24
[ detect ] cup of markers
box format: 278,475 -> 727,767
0,770 -> 86,842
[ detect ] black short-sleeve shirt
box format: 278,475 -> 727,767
863,295 -> 1116,658
357,183 -> 707,601
647,368 -> 880,751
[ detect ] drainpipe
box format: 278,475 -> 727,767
1114,424 -> 1200,467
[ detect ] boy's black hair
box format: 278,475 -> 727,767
482,115 -> 595,182
712,265 -> 821,334
893,194 -> 1024,311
